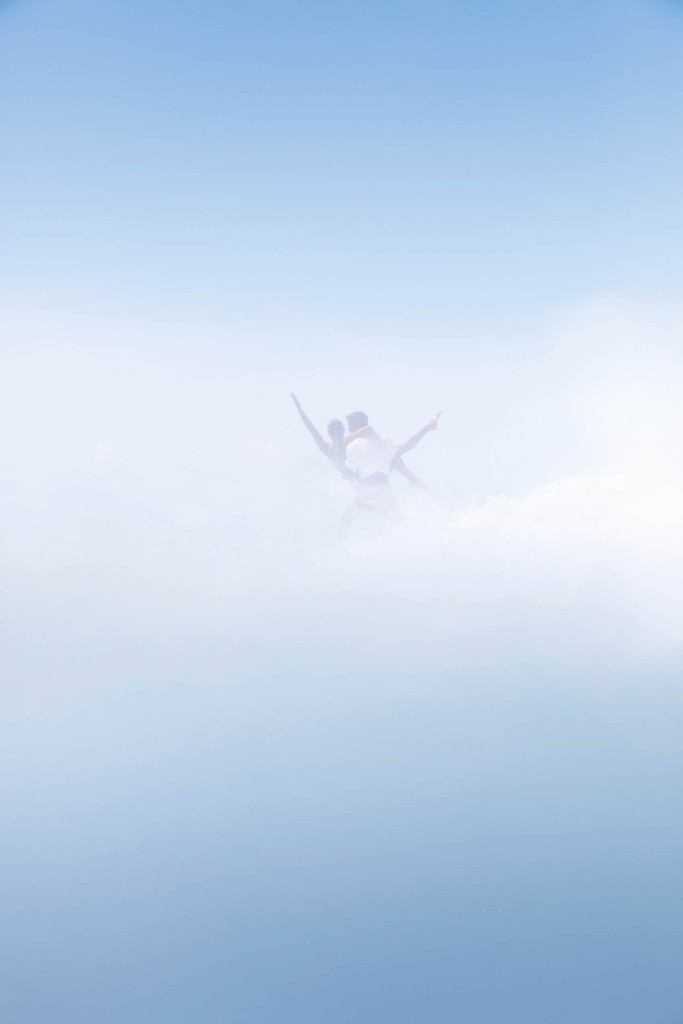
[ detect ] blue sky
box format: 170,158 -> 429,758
3,0 -> 683,349
3,5 -> 683,1023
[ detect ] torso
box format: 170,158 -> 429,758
345,432 -> 394,482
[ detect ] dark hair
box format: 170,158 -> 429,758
346,410 -> 368,431
327,419 -> 344,439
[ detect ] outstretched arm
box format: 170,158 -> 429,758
394,411 -> 441,457
290,393 -> 327,451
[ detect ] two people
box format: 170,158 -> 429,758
290,393 -> 440,527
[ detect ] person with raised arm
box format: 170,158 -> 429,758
343,409 -> 441,488
290,393 -> 353,479
339,408 -> 442,535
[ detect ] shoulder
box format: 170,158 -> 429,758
345,437 -> 365,464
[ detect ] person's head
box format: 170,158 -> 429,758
327,419 -> 345,442
346,410 -> 368,432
